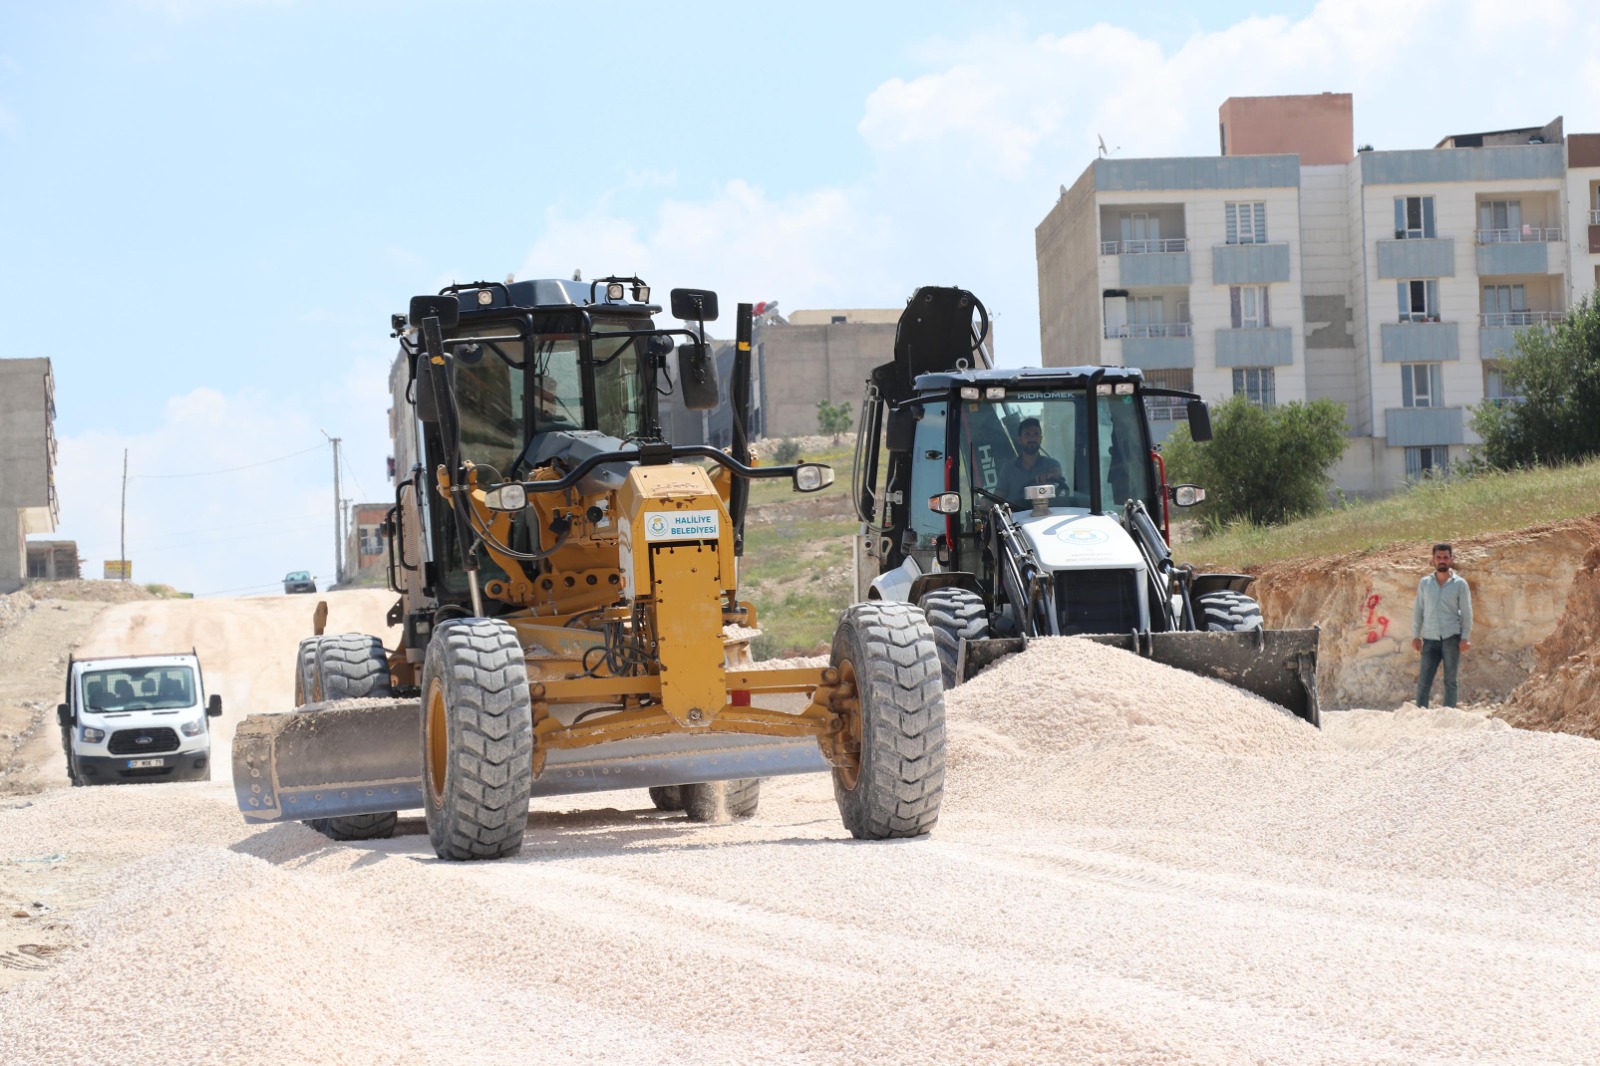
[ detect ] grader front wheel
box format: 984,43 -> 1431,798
421,619 -> 534,861
829,602 -> 946,840
307,634 -> 401,842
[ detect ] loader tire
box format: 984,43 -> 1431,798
648,785 -> 683,811
421,619 -> 533,861
1196,590 -> 1265,633
308,633 -> 399,842
830,602 -> 946,840
917,587 -> 989,688
680,779 -> 761,822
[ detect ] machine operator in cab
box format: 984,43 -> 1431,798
995,416 -> 1064,507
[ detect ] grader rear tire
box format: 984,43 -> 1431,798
830,602 -> 946,840
422,619 -> 533,861
307,634 -> 400,842
680,779 -> 761,822
917,587 -> 989,688
648,785 -> 683,811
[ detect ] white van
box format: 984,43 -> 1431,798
56,652 -> 222,785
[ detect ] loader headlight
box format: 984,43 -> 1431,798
484,484 -> 529,511
792,463 -> 835,493
606,282 -> 625,301
929,492 -> 962,514
80,726 -> 105,744
180,718 -> 206,737
1170,484 -> 1206,507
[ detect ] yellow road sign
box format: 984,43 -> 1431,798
104,560 -> 132,579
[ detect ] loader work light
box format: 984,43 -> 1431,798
929,492 -> 962,514
959,387 -> 980,400
606,282 -> 626,300
476,290 -> 493,306
984,387 -> 1006,400
632,284 -> 650,302
484,484 -> 529,511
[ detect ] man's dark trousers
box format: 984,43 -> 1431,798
1417,635 -> 1461,707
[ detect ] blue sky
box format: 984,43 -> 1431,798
3,0 -> 1596,595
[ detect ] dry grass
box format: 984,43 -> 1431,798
1179,459 -> 1600,570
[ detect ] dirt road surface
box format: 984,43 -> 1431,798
2,595 -> 1598,1064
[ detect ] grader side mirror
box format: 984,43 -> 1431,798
207,694 -> 223,718
408,296 -> 460,331
678,342 -> 720,411
670,288 -> 719,323
1186,399 -> 1213,442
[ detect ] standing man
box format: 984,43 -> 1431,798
1412,542 -> 1473,707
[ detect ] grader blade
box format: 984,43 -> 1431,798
958,629 -> 1321,727
233,699 -> 423,824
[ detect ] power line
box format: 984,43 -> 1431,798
129,443 -> 325,480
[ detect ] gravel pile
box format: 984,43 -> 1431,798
1,632 -> 1597,1064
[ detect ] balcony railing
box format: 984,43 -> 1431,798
1397,313 -> 1442,324
1475,226 -> 1562,244
1590,209 -> 1600,225
1100,238 -> 1189,255
1479,310 -> 1563,327
1104,322 -> 1193,339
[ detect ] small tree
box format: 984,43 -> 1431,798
1162,395 -> 1348,528
1471,293 -> 1600,469
817,400 -> 853,443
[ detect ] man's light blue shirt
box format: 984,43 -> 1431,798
1413,571 -> 1473,641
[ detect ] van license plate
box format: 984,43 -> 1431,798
127,758 -> 164,769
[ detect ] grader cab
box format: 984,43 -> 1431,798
233,278 -> 947,859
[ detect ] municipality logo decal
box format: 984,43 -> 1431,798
1057,527 -> 1109,543
647,514 -> 668,537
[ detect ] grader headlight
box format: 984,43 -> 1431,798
793,463 -> 835,493
484,484 -> 528,511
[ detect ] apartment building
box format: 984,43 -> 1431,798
0,358 -> 59,593
1037,94 -> 1600,495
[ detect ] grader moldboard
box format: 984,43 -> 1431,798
850,285 -> 1320,726
234,279 -> 947,859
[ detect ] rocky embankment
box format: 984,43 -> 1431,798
1250,516 -> 1600,727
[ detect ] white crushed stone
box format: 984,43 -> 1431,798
1,623 -> 1597,1064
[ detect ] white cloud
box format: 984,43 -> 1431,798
54,387 -> 339,596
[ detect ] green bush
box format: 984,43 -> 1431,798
772,438 -> 802,464
1471,293 -> 1600,469
1162,395 -> 1348,530
816,400 -> 853,442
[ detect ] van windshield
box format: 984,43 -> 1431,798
82,666 -> 197,712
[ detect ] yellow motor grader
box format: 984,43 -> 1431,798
233,278 -> 946,860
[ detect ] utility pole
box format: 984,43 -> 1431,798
322,430 -> 343,586
119,448 -> 128,582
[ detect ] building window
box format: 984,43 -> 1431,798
1401,363 -> 1442,408
1405,446 -> 1449,479
1397,279 -> 1440,323
1230,285 -> 1270,328
1477,200 -> 1523,242
831,315 -> 847,324
1483,362 -> 1522,407
1232,367 -> 1275,407
1143,369 -> 1193,422
358,524 -> 384,557
1482,284 -> 1529,327
1225,202 -> 1267,245
1394,195 -> 1436,239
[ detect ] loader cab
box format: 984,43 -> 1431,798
883,369 -> 1162,583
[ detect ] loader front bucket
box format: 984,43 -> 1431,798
233,699 -> 424,823
957,629 -> 1321,727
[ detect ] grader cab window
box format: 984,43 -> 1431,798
452,327 -> 526,473
590,326 -> 649,441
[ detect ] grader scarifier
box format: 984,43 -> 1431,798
233,278 -> 947,859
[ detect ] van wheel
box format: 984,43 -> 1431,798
306,634 -> 400,842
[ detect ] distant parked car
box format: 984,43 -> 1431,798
283,571 -> 316,594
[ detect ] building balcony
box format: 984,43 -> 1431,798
1590,209 -> 1600,225
1377,237 -> 1456,279
1100,238 -> 1188,254
1479,312 -> 1561,359
1380,321 -> 1459,362
1476,239 -> 1559,276
1214,327 -> 1294,367
1105,247 -> 1191,287
1104,322 -> 1191,339
1475,226 -> 1561,244
1212,242 -> 1291,285
1385,406 -> 1465,447
1119,334 -> 1194,370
